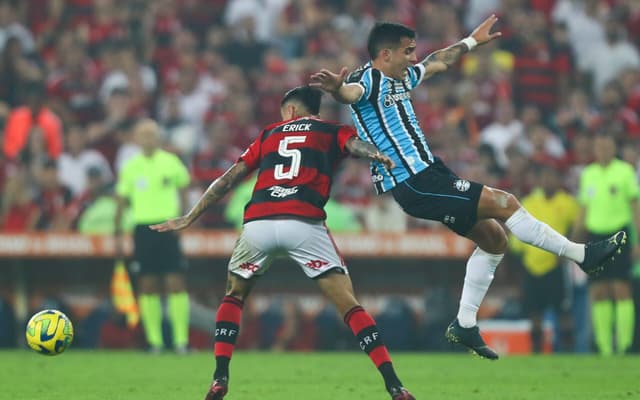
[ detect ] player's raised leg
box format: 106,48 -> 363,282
478,186 -> 626,275
316,271 -> 415,400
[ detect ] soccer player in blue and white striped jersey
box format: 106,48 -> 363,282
311,15 -> 627,359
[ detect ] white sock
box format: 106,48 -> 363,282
457,247 -> 504,328
505,207 -> 585,263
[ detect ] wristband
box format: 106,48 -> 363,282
461,36 -> 478,51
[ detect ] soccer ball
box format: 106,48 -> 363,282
25,309 -> 74,355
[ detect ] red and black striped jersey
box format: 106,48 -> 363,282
240,116 -> 356,223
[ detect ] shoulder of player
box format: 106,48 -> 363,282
346,63 -> 375,83
613,159 -> 636,174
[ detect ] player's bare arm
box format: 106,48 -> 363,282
422,14 -> 501,79
309,67 -> 363,104
345,137 -> 395,170
150,162 -> 251,232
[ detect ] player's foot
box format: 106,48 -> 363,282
445,319 -> 499,360
174,345 -> 189,355
579,231 -> 627,276
204,377 -> 228,400
388,386 -> 415,400
147,345 -> 163,355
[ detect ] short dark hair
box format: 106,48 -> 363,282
281,86 -> 323,115
367,22 -> 415,59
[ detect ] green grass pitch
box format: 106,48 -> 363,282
4,350 -> 639,400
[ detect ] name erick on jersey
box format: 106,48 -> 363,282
346,62 -> 435,193
239,116 -> 356,223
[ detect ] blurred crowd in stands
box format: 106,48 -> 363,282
0,0 -> 640,234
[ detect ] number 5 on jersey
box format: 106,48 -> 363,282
274,136 -> 307,180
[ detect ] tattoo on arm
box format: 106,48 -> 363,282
346,137 -> 383,160
186,162 -> 250,222
421,42 -> 468,68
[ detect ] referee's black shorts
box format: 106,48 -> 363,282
588,226 -> 632,282
391,158 -> 483,236
132,224 -> 187,275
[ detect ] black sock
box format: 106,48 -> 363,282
214,356 -> 230,380
379,362 -> 402,390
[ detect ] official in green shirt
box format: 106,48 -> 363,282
115,119 -> 191,353
574,133 -> 640,355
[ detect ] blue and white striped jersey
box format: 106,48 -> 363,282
346,62 -> 435,193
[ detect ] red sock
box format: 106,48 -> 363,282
344,306 -> 401,388
213,296 -> 243,379
344,306 -> 391,366
344,306 -> 402,388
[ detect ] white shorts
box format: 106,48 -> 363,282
228,219 -> 347,279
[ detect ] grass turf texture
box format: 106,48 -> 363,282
4,351 -> 639,400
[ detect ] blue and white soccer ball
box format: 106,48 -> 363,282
25,309 -> 74,355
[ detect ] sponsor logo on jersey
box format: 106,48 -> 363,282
268,185 -> 299,198
383,92 -> 411,107
305,259 -> 329,270
453,179 -> 470,192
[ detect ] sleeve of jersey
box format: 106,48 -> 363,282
337,125 -> 357,154
115,165 -> 131,198
406,63 -> 426,89
238,131 -> 263,171
345,68 -> 373,103
626,165 -> 640,200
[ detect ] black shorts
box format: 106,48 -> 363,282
132,224 -> 187,276
588,227 -> 632,282
391,158 -> 483,235
523,265 -> 569,314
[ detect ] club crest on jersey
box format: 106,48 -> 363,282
268,185 -> 299,198
453,179 -> 470,192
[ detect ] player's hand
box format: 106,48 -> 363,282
309,67 -> 348,93
470,14 -> 502,45
372,152 -> 395,170
149,216 -> 191,232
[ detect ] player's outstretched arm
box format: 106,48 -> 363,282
310,67 -> 364,104
421,14 -> 501,80
345,137 -> 395,170
149,162 -> 251,232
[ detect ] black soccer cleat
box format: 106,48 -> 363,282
388,386 -> 416,400
578,231 -> 627,276
204,377 -> 228,400
445,319 -> 499,360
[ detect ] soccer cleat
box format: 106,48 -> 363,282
445,319 -> 499,360
388,386 -> 416,400
578,231 -> 627,276
204,377 -> 228,400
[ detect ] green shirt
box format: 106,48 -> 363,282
116,150 -> 190,224
579,158 -> 639,234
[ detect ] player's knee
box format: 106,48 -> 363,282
493,227 -> 508,253
485,222 -> 508,254
225,277 -> 250,301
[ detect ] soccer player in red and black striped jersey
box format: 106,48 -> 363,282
150,86 -> 415,400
